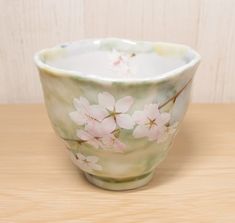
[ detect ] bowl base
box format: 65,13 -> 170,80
84,171 -> 154,191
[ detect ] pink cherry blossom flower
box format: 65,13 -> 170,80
77,129 -> 103,149
69,96 -> 106,127
132,104 -> 171,142
109,49 -> 137,77
157,122 -> 179,143
110,49 -> 129,66
70,152 -> 102,172
77,120 -> 126,151
102,134 -> 126,152
98,92 -> 134,131
76,120 -> 116,149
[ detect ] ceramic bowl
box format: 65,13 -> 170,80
34,38 -> 200,190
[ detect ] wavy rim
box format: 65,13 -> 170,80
34,38 -> 201,84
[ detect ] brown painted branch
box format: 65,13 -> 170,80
159,78 -> 192,109
61,137 -> 86,144
63,80 -> 192,144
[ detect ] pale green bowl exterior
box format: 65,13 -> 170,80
35,38 -> 200,190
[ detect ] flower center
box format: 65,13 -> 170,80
146,118 -> 157,129
94,136 -> 102,141
105,107 -> 121,121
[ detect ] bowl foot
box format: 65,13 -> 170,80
84,171 -> 154,191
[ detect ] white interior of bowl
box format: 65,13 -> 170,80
35,38 -> 200,82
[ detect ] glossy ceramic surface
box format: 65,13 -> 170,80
35,38 -> 200,190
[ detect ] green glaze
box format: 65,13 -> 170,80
35,38 -> 200,190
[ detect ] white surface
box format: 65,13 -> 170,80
46,50 -> 187,79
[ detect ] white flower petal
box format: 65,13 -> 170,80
98,92 -> 115,111
90,163 -> 103,171
101,117 -> 116,133
133,125 -> 149,138
89,105 -> 108,121
76,129 -> 92,140
168,127 -> 176,135
148,126 -> 160,141
132,111 -> 147,125
157,131 -> 169,143
159,112 -> 171,125
78,160 -> 92,172
69,111 -> 86,125
172,122 -> 179,128
101,134 -> 113,147
148,126 -> 167,141
72,153 -> 103,172
113,138 -> 126,151
85,124 -> 101,137
168,122 -> 179,134
101,134 -> 125,151
79,96 -> 90,107
86,156 -> 98,163
144,104 -> 160,120
86,123 -> 111,143
73,98 -> 81,110
115,96 -> 134,113
73,97 -> 89,111
85,119 -> 99,130
116,114 -> 134,129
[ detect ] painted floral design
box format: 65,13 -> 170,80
70,152 -> 102,172
69,91 -> 183,151
76,122 -> 126,151
156,122 -> 179,143
98,92 -> 134,130
132,104 -> 170,142
76,128 -> 103,149
102,132 -> 126,150
69,92 -> 134,151
109,49 -> 137,75
69,97 -> 106,128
